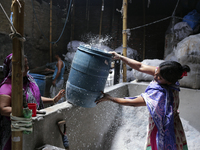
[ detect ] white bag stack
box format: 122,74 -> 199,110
63,40 -> 85,62
173,34 -> 200,89
132,59 -> 164,81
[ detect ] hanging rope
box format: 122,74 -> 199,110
171,0 -> 180,42
174,16 -> 200,23
126,14 -> 200,32
126,0 -> 182,32
172,0 -> 180,16
0,3 -> 25,42
129,16 -> 171,31
31,0 -> 72,44
0,2 -> 26,72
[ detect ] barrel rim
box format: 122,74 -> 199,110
78,45 -> 112,58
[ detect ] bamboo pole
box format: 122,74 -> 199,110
11,0 -> 24,149
122,0 -> 127,82
50,0 -> 52,62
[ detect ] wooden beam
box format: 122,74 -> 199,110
11,0 -> 24,149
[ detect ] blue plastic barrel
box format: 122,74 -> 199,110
66,45 -> 112,108
28,73 -> 46,96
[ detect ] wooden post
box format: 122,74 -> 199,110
11,0 -> 24,149
122,0 -> 127,82
50,0 -> 52,62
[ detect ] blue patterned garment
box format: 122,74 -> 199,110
141,81 -> 180,150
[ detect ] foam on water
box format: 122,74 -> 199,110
64,35 -> 114,62
80,33 -> 113,52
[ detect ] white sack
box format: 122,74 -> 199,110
174,22 -> 193,41
174,34 -> 200,89
64,40 -> 85,62
64,52 -> 75,63
179,63 -> 200,89
165,33 -> 200,89
165,51 -> 178,62
127,69 -> 135,82
115,46 -> 139,71
174,34 -> 200,61
133,59 -> 165,81
67,40 -> 85,52
115,46 -> 138,60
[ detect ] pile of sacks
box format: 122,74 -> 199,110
165,33 -> 200,89
115,46 -> 139,82
63,40 -> 85,63
132,59 -> 164,81
133,34 -> 200,89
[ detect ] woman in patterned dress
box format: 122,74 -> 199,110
0,53 -> 65,150
96,51 -> 190,150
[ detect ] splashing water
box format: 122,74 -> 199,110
81,33 -> 113,53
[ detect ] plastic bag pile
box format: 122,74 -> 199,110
165,33 -> 200,89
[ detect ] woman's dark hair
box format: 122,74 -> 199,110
159,61 -> 190,84
55,51 -> 64,60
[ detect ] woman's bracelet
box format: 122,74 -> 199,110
53,98 -> 56,104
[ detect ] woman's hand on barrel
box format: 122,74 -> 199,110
53,89 -> 65,104
95,92 -> 113,104
109,51 -> 122,60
